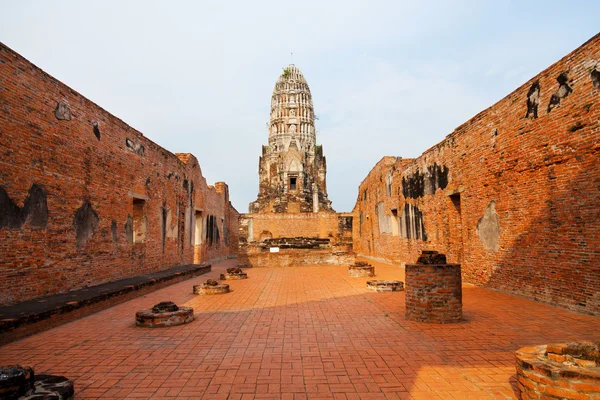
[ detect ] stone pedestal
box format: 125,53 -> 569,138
348,262 -> 375,277
220,272 -> 247,280
0,365 -> 74,399
220,267 -> 247,280
405,263 -> 462,323
135,301 -> 194,328
515,343 -> 600,399
0,365 -> 34,398
194,279 -> 230,295
366,280 -> 404,292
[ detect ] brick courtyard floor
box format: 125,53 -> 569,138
0,259 -> 598,399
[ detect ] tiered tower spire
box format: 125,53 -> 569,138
249,65 -> 333,213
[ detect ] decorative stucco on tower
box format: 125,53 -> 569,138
249,65 -> 333,213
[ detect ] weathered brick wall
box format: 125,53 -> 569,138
353,34 -> 600,315
238,246 -> 355,268
238,212 -> 354,267
240,212 -> 342,243
0,43 -> 239,305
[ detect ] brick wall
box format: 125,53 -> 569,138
238,246 -> 355,268
0,43 -> 239,306
238,212 -> 353,267
240,212 -> 344,243
353,34 -> 600,315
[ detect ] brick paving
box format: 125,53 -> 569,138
0,258 -> 598,399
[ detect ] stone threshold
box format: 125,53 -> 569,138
0,263 -> 211,345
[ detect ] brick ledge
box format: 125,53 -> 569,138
0,263 -> 211,345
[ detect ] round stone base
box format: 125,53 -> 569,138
193,283 -> 230,295
136,306 -> 194,328
348,263 -> 375,278
366,280 -> 404,292
0,365 -> 34,399
23,374 -> 75,400
220,272 -> 248,280
516,343 -> 600,400
0,366 -> 74,400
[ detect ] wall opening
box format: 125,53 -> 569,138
399,203 -> 427,240
289,176 -> 297,191
194,210 -> 203,245
161,207 -> 167,252
133,198 -> 147,244
386,172 -> 393,196
206,215 -> 220,246
391,208 -> 399,236
448,193 -> 463,263
450,193 -> 461,212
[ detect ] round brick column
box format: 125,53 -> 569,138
515,343 -> 600,400
405,264 -> 462,323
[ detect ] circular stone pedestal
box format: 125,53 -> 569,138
0,366 -> 74,400
24,375 -> 75,400
193,279 -> 230,295
220,272 -> 247,280
366,280 -> 404,292
136,301 -> 194,328
0,365 -> 34,398
220,267 -> 247,280
405,263 -> 462,323
348,262 -> 375,278
515,343 -> 600,400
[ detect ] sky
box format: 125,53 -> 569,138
1,1 -> 599,212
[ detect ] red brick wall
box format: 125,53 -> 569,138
353,34 -> 600,315
240,212 -> 342,243
237,212 -> 354,267
238,246 -> 355,268
0,43 -> 239,306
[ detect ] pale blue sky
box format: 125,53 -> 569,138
1,1 -> 598,211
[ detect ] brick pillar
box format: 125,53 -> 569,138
405,264 -> 462,323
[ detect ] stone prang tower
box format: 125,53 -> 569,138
249,65 -> 333,213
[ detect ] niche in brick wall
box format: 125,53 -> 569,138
206,215 -> 220,246
376,202 -> 393,234
477,200 -> 500,252
194,210 -> 203,245
133,198 -> 147,244
547,72 -> 573,113
399,203 -> 427,241
525,81 -> 541,119
0,183 -> 48,229
74,201 -> 99,248
402,164 -> 448,199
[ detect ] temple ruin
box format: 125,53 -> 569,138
249,65 -> 332,214
238,64 -> 354,268
0,30 -> 599,400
